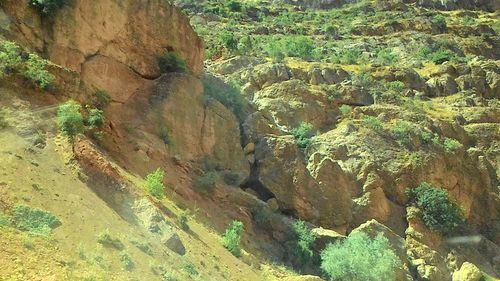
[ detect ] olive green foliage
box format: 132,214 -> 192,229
321,232 -> 401,281
202,74 -> 246,122
57,100 -> 84,140
159,126 -> 171,145
182,262 -> 199,276
194,171 -> 217,193
93,89 -> 111,109
29,0 -> 67,15
375,48 -> 399,65
407,182 -> 465,234
251,207 -> 271,226
390,120 -> 414,147
331,48 -> 363,65
0,212 -> 10,227
24,53 -> 55,89
339,104 -> 352,116
177,210 -> 190,231
265,41 -> 285,62
219,30 -> 238,52
442,137 -> 462,153
97,229 -> 124,250
0,41 -> 23,76
13,205 -> 61,236
282,36 -> 316,60
0,109 -> 8,129
387,80 -> 405,93
130,239 -> 153,255
431,14 -> 447,30
290,220 -> 316,266
363,116 -> 384,133
86,108 -> 104,128
292,122 -> 316,148
158,51 -> 188,73
223,220 -> 245,257
223,171 -> 240,186
144,168 -> 166,199
119,251 -> 135,271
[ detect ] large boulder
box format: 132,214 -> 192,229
452,262 -> 482,281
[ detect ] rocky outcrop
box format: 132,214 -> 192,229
1,0 -> 204,77
452,262 -> 483,281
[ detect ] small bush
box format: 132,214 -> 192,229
375,48 -> 398,65
177,210 -> 190,231
363,116 -> 384,133
0,212 -> 11,227
290,220 -> 316,266
321,232 -> 401,281
13,205 -> 61,235
265,41 -> 285,62
97,230 -> 124,250
251,207 -> 270,226
24,53 -> 55,89
86,108 -> 104,128
387,80 -> 405,93
219,31 -> 238,52
223,220 -> 245,257
442,137 -> 462,153
57,100 -> 84,141
93,90 -> 111,109
194,171 -> 217,193
29,0 -> 67,15
407,182 -> 465,234
282,36 -> 315,60
292,122 -> 316,148
159,126 -> 171,145
0,41 -> 23,76
390,120 -> 414,147
323,24 -> 339,38
144,168 -> 166,199
339,104 -> 352,116
130,239 -> 153,255
431,14 -> 447,30
182,263 -> 199,276
158,51 -> 187,73
119,251 -> 135,271
223,171 -> 240,186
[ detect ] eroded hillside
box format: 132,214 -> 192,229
0,0 -> 499,280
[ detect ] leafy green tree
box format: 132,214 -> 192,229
321,232 -> 401,281
0,41 -> 23,76
265,41 -> 285,62
144,168 -> 166,199
219,31 -> 238,52
223,220 -> 245,257
57,100 -> 84,142
86,107 -> 104,128
407,182 -> 465,234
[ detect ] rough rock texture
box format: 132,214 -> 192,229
1,0 -> 204,76
452,262 -> 483,281
283,275 -> 325,281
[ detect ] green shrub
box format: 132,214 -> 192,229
120,251 -> 135,271
292,122 -> 316,148
194,171 -> 217,193
0,212 -> 10,227
363,116 -> 384,133
130,239 -> 153,255
24,53 -> 55,89
265,41 -> 285,62
339,104 -> 352,116
144,168 -> 166,199
375,48 -> 398,65
182,263 -> 199,276
158,51 -> 187,73
29,0 -> 67,15
159,126 -> 171,145
226,0 -> 242,12
0,41 -> 23,76
57,100 -> 84,141
289,220 -> 316,266
407,182 -> 465,234
321,232 -> 401,281
13,205 -> 61,235
323,24 -> 339,38
223,220 -> 245,257
431,14 -> 447,30
237,36 -> 253,53
387,80 -> 405,93
97,229 -> 124,250
177,210 -> 190,231
282,36 -> 315,60
442,137 -> 462,153
202,74 -> 246,122
251,207 -> 270,226
331,48 -> 363,65
223,171 -> 240,186
390,120 -> 414,147
86,108 -> 104,128
353,71 -> 378,89
219,31 -> 238,52
93,89 -> 111,109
